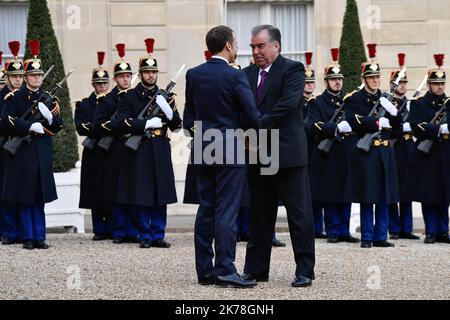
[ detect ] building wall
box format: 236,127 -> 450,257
43,0 -> 450,208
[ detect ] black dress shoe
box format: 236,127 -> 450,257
361,241 -> 372,248
373,240 -> 395,248
198,273 -> 215,286
92,234 -> 107,241
390,233 -> 400,240
327,236 -> 339,243
436,233 -> 450,244
315,233 -> 327,239
34,241 -> 50,249
139,239 -> 152,248
152,239 -> 171,248
242,273 -> 269,282
338,235 -> 360,243
291,275 -> 312,288
424,234 -> 436,244
126,236 -> 139,244
23,241 -> 34,250
2,238 -> 16,245
399,232 -> 420,240
216,273 -> 257,288
112,238 -> 125,244
272,238 -> 286,247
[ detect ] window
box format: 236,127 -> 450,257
225,1 -> 314,68
0,2 -> 28,59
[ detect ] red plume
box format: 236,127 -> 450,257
434,54 -> 444,68
145,38 -> 155,54
398,53 -> 406,67
8,41 -> 20,58
204,50 -> 212,61
29,39 -> 40,57
0,51 -> 3,66
305,52 -> 313,66
97,51 -> 105,66
331,48 -> 339,63
116,43 -> 125,59
367,43 -> 377,59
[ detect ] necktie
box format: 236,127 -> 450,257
256,70 -> 268,101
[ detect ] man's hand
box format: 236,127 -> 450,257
378,117 -> 391,129
440,124 -> 449,135
380,97 -> 398,116
337,121 -> 352,133
29,122 -> 45,134
403,122 -> 412,133
38,102 -> 53,125
156,95 -> 173,120
145,117 -> 163,130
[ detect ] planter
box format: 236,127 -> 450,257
45,161 -> 85,233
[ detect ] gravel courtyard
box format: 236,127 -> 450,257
0,233 -> 449,300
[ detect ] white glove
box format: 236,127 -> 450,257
155,95 -> 173,121
403,122 -> 412,133
29,122 -> 45,134
38,102 -> 53,125
406,101 -> 411,112
337,121 -> 352,133
378,117 -> 391,129
440,124 -> 449,135
380,97 -> 398,116
145,117 -> 163,130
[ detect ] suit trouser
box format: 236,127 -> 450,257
360,178 -> 389,242
245,166 -> 315,279
19,203 -> 46,241
324,203 -> 352,238
1,203 -> 20,240
194,166 -> 245,277
421,203 -> 449,235
312,202 -> 325,235
388,202 -> 413,234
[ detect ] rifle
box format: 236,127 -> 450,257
356,67 -> 406,152
3,69 -> 73,155
417,99 -> 449,154
0,65 -> 54,147
317,83 -> 365,154
391,75 -> 427,147
124,64 -> 186,152
96,73 -> 140,151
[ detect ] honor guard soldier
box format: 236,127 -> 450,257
345,44 -> 402,248
94,43 -> 138,244
0,51 -> 6,91
404,54 -> 450,244
387,53 -> 420,240
0,42 -> 25,244
302,52 -> 325,239
75,51 -> 112,241
115,38 -> 181,248
1,40 -> 63,250
307,48 -> 359,244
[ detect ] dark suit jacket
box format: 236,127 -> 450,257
183,57 -> 260,167
243,54 -> 308,168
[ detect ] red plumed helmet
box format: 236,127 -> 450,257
116,43 -> 126,59
97,51 -> 105,66
331,48 -> 339,63
305,52 -> 313,66
29,39 -> 40,58
0,51 -> 3,66
367,43 -> 377,59
398,53 -> 406,67
434,54 -> 444,68
204,50 -> 212,61
8,41 -> 20,58
145,38 -> 155,54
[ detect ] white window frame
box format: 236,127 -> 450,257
224,0 -> 315,67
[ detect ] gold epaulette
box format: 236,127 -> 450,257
75,97 -> 87,106
344,90 -> 357,101
307,96 -> 316,102
118,88 -> 131,95
444,97 -> 450,105
4,89 -> 17,101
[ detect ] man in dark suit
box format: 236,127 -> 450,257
184,25 -> 260,288
242,25 -> 315,287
